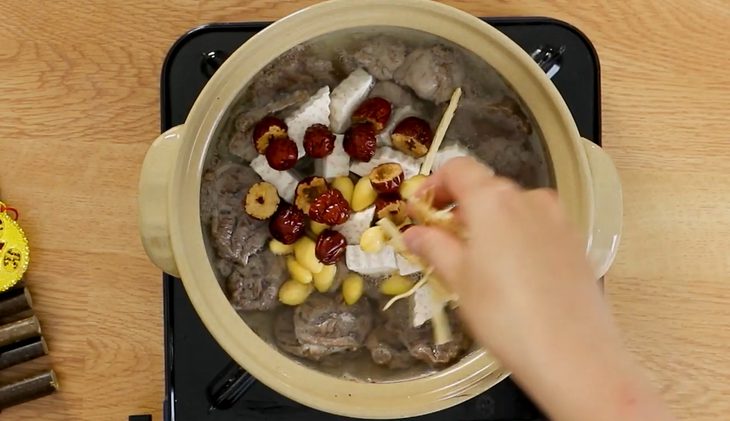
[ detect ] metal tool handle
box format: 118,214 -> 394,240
206,360 -> 256,411
531,45 -> 566,79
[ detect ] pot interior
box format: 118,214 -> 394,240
199,26 -> 552,384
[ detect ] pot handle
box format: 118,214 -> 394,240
581,138 -> 623,278
138,125 -> 185,277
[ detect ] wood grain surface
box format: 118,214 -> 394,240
0,0 -> 728,419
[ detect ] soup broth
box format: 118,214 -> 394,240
200,27 -> 550,383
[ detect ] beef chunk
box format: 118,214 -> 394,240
383,300 -> 471,367
215,163 -> 259,196
471,136 -> 539,186
365,326 -> 415,369
274,294 -> 375,362
447,96 -> 532,142
274,307 -> 352,361
227,130 -> 258,164
483,97 -> 532,136
246,45 -> 336,106
444,96 -> 539,186
215,258 -> 234,280
293,294 -> 374,350
352,36 -> 407,80
227,252 -> 286,312
211,206 -> 268,265
205,163 -> 268,265
201,162 -> 259,222
394,45 -> 464,104
398,319 -> 471,366
200,169 -> 218,224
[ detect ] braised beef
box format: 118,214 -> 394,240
211,208 -> 268,265
384,300 -> 471,367
446,96 -> 540,186
352,36 -> 407,81
398,318 -> 471,366
394,45 -> 465,104
293,294 -> 373,350
247,45 -> 336,106
365,326 -> 415,369
203,163 -> 269,265
274,307 -> 352,361
227,252 -> 285,312
201,162 -> 258,224
215,258 -> 234,280
200,169 -> 218,224
484,97 -> 532,136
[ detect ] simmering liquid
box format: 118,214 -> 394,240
201,27 -> 550,383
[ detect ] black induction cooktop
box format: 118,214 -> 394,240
153,17 -> 601,421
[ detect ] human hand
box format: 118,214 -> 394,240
403,157 -> 673,421
404,157 -> 599,363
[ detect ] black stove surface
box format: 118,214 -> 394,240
158,17 -> 600,421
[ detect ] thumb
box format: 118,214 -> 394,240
403,226 -> 464,285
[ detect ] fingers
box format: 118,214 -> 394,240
416,157 -> 495,207
403,226 -> 464,285
523,188 -> 564,221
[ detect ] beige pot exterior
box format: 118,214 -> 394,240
138,0 -> 623,418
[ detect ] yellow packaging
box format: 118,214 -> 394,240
0,202 -> 30,291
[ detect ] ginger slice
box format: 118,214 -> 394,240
376,189 -> 461,344
381,269 -> 453,345
408,189 -> 462,238
420,87 -> 463,175
431,294 -> 453,345
376,218 -> 410,256
428,273 -> 458,304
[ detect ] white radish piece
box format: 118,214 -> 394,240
420,87 -> 462,175
396,253 -> 421,276
335,205 -> 375,244
329,69 -> 375,133
412,284 -> 434,327
250,155 -> 300,203
314,134 -> 350,179
345,244 -> 398,276
376,105 -> 419,147
285,86 -> 331,158
350,146 -> 422,179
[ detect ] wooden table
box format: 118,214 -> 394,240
1,0 -> 728,419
